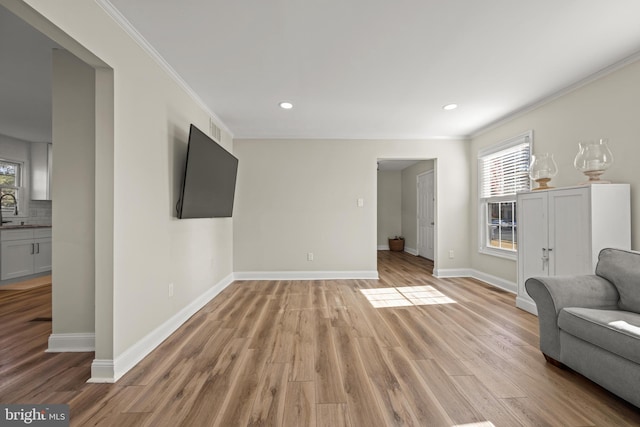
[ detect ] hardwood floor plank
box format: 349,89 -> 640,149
314,316 -> 346,404
214,348 -> 270,427
395,309 -> 471,376
376,309 -> 435,359
72,385 -> 143,427
95,412 -> 152,427
332,326 -> 387,427
381,346 -> 453,427
2,251 -> 640,426
500,397 -> 563,427
412,359 -> 486,425
316,403 -> 351,427
450,375 -> 525,427
248,298 -> 282,350
283,381 -> 316,427
178,337 -> 249,426
247,362 -> 290,427
289,308 -> 315,381
124,361 -> 196,414
356,337 -> 421,426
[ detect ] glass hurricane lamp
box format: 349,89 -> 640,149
529,153 -> 558,191
573,138 -> 613,183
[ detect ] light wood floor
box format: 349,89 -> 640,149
1,251 -> 639,426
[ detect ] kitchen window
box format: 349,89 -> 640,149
0,159 -> 23,221
478,131 -> 531,259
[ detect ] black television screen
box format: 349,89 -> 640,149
177,124 -> 238,219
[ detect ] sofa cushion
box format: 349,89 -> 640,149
558,307 -> 640,365
596,248 -> 640,313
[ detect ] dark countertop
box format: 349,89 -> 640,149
0,225 -> 52,230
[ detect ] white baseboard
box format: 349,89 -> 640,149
88,359 -> 115,383
468,269 -> 517,294
233,271 -> 379,280
516,296 -> 538,315
404,246 -> 419,256
46,333 -> 95,352
90,273 -> 235,383
377,246 -> 418,256
433,268 -> 517,294
433,268 -> 473,278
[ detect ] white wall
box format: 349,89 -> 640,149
51,49 -> 95,336
401,160 -> 434,253
6,0 -> 235,379
377,170 -> 402,248
470,56 -> 640,283
234,139 -> 470,275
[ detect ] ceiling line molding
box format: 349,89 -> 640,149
471,49 -> 640,139
94,0 -> 233,138
234,135 -> 471,141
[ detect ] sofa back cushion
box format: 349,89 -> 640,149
596,248 -> 640,313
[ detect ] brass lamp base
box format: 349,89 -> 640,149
533,178 -> 554,191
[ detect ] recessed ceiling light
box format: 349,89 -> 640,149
279,101 -> 293,109
443,103 -> 458,110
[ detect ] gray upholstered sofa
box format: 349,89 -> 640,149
526,248 -> 640,408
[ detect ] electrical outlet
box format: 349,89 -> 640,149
168,283 -> 174,297
449,250 -> 455,259
307,252 -> 314,261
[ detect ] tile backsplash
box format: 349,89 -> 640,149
27,200 -> 52,225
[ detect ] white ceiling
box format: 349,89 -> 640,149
107,0 -> 640,139
0,6 -> 59,143
3,2 -> 640,143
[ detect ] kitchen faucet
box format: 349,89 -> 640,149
0,193 -> 18,225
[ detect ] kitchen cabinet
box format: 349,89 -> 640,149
0,228 -> 52,280
516,184 -> 630,315
31,142 -> 52,200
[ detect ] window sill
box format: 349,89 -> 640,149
479,247 -> 517,261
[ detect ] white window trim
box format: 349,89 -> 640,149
0,158 -> 28,221
477,131 -> 532,260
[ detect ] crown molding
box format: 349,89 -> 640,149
95,0 -> 233,138
471,50 -> 640,139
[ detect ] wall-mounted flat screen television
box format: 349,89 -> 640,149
177,124 -> 238,219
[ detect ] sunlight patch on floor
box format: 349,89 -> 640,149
360,285 -> 456,308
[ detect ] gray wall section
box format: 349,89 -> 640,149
51,49 -> 96,335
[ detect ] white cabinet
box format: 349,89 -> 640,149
0,228 -> 52,280
516,184 -> 630,314
31,142 -> 52,200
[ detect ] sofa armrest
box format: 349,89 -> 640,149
525,275 -> 619,360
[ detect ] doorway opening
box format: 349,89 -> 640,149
376,158 -> 436,265
1,1 -> 115,378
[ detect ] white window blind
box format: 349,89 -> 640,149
479,140 -> 530,198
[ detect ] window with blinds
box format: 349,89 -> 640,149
479,142 -> 531,198
0,159 -> 22,223
478,132 -> 532,258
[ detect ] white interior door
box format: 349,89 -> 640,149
418,170 -> 435,260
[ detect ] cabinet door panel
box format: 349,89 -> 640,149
1,240 -> 34,280
34,238 -> 52,273
548,189 -> 591,275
